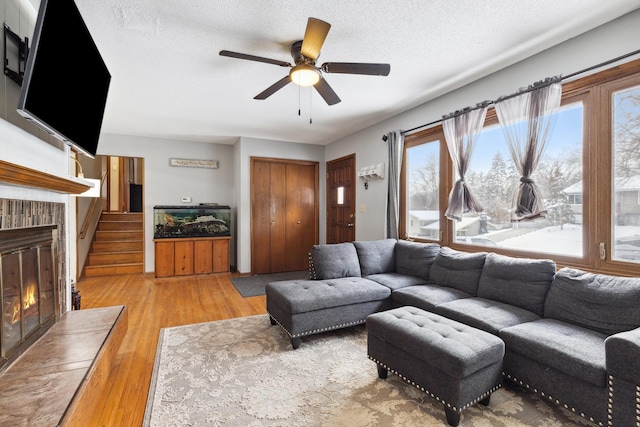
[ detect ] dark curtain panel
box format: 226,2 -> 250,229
386,130 -> 404,239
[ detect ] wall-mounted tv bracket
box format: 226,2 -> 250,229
4,24 -> 29,86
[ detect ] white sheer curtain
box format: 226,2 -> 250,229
443,105 -> 488,221
386,130 -> 404,239
494,78 -> 562,221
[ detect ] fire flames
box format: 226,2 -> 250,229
24,284 -> 36,310
10,284 -> 37,324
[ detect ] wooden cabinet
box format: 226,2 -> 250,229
154,237 -> 230,278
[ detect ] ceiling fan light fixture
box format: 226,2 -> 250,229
290,64 -> 321,87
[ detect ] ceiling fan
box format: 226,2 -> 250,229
219,17 -> 390,105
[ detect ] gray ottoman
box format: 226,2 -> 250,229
367,306 -> 505,426
266,277 -> 391,349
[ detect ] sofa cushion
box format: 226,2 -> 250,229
366,273 -> 427,290
428,247 -> 487,295
392,284 -> 472,312
266,277 -> 390,314
500,318 -> 607,387
353,239 -> 397,276
310,243 -> 361,279
394,240 -> 440,280
435,297 -> 540,335
477,253 -> 556,317
545,267 -> 640,335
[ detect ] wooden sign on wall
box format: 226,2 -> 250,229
169,158 -> 219,169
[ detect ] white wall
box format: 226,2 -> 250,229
0,0 -> 79,311
98,133 -> 235,272
233,137 -> 325,273
326,9 -> 640,242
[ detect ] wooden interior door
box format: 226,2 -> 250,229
251,158 -> 319,274
285,163 -> 318,271
327,154 -> 356,244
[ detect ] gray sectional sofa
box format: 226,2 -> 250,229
265,238 -> 640,426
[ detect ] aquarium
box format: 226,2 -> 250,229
154,205 -> 231,238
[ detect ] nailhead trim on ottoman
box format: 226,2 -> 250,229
367,306 -> 505,426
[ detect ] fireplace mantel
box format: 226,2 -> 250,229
0,159 -> 89,194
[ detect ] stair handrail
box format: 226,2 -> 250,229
80,172 -> 107,239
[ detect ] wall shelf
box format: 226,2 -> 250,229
0,159 -> 89,194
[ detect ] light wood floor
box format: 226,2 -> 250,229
75,272 -> 266,426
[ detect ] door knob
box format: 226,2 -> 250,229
347,223 -> 354,227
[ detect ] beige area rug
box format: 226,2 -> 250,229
143,315 -> 598,427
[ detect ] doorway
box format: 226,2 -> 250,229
326,154 -> 356,244
107,156 -> 143,213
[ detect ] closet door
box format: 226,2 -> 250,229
285,163 -> 317,271
251,158 -> 318,274
251,160 -> 273,274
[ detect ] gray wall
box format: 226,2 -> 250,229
0,0 -> 77,309
97,133 -> 236,271
326,9 -> 640,242
2,0 -> 639,279
97,133 -> 326,274
233,136 -> 325,273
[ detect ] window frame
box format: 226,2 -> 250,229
399,58 -> 640,276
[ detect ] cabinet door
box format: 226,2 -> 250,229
213,239 -> 230,273
155,241 -> 175,277
174,241 -> 194,276
193,240 -> 213,274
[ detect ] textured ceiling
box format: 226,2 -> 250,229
63,0 -> 640,146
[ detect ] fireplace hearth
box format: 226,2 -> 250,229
0,225 -> 58,373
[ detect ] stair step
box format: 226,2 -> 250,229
92,241 -> 144,253
101,212 -> 143,222
95,230 -> 143,241
98,221 -> 143,231
88,252 -> 143,266
84,263 -> 144,277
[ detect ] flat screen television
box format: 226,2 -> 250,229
17,0 -> 111,158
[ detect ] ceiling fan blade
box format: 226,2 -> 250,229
300,18 -> 331,60
321,62 -> 390,76
219,50 -> 291,67
314,78 -> 341,105
254,75 -> 292,100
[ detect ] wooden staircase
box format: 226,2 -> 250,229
84,212 -> 144,277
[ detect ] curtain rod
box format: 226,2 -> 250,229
382,47 -> 640,141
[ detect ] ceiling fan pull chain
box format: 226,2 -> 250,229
309,88 -> 313,124
298,84 -> 302,116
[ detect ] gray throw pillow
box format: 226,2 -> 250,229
353,239 -> 397,276
395,240 -> 440,280
310,243 -> 361,279
429,247 -> 487,295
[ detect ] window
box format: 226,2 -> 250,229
400,58 -> 640,275
337,186 -> 345,205
458,102 -> 583,257
612,83 -> 640,263
404,132 -> 441,240
568,194 -> 582,205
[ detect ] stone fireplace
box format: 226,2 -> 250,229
0,197 -> 66,374
0,225 -> 59,372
